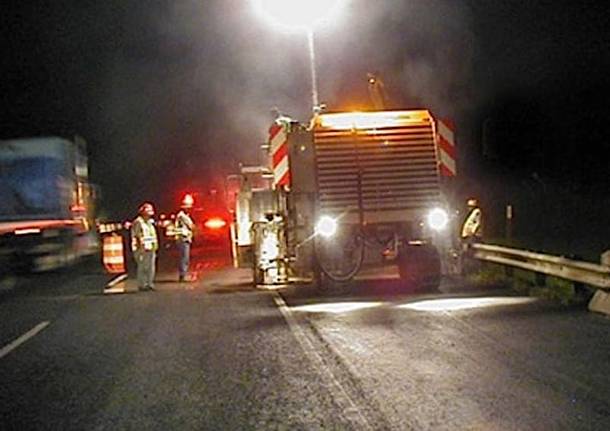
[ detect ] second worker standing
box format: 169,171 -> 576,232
175,195 -> 195,282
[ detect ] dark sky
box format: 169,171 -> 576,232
1,1 -> 609,218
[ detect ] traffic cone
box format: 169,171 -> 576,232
102,234 -> 126,273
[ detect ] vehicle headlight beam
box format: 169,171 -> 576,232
427,208 -> 449,231
315,215 -> 338,238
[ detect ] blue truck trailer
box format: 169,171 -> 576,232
0,137 -> 98,274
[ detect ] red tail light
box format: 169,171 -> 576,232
204,217 -> 227,230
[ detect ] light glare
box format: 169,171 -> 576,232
292,301 -> 382,314
318,110 -> 432,130
399,297 -> 537,312
252,0 -> 347,32
261,234 -> 279,260
427,208 -> 449,231
204,217 -> 227,229
315,215 -> 337,238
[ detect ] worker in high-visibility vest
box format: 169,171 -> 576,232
461,198 -> 483,246
176,195 -> 195,282
131,202 -> 158,291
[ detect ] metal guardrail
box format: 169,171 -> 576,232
471,243 -> 610,290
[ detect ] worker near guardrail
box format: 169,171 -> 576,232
461,198 -> 483,244
461,197 -> 482,253
459,198 -> 483,274
176,194 -> 195,282
131,202 -> 158,291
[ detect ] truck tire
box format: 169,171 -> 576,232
313,268 -> 327,292
314,271 -> 350,293
0,255 -> 12,288
398,243 -> 441,291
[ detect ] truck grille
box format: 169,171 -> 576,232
313,112 -> 440,221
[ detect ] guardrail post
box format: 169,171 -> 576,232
505,204 -> 513,241
462,243 -> 480,276
588,250 -> 610,316
601,250 -> 610,267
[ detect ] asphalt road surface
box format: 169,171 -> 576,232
1,252 -> 609,430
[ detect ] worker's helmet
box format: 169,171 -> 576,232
139,202 -> 155,216
467,198 -> 478,207
181,194 -> 194,209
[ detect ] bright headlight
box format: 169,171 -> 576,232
315,215 -> 338,238
427,208 -> 449,231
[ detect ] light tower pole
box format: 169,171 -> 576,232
251,0 -> 348,112
307,29 -> 319,110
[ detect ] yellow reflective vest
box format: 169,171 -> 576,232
461,207 -> 482,239
175,210 -> 194,243
131,216 -> 158,252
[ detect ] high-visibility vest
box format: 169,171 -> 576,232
461,207 -> 482,238
131,216 -> 158,252
175,210 -> 194,242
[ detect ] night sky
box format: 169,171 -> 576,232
1,1 -> 609,228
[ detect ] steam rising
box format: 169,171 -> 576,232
3,1 -> 606,224
97,0 -> 476,214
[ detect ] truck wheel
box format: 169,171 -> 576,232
314,272 -> 350,294
398,243 -> 441,291
58,242 -> 78,270
313,268 -> 328,292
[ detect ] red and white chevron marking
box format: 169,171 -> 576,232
269,123 -> 291,187
437,119 -> 456,176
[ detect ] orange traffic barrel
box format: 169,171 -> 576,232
102,234 -> 126,273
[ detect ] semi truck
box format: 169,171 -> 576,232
0,136 -> 98,275
230,109 -> 458,289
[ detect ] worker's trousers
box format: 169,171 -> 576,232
135,250 -> 156,288
177,240 -> 191,279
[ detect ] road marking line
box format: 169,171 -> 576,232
271,291 -> 373,430
0,321 -> 51,359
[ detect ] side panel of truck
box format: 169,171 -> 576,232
0,138 -> 73,222
0,137 -> 97,273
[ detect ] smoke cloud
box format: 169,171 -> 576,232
3,1 -> 606,224
93,0 -> 480,215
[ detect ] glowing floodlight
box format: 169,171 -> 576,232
251,0 -> 348,32
427,208 -> 449,231
315,215 -> 338,238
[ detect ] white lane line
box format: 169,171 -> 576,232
271,292 -> 372,430
0,321 -> 51,359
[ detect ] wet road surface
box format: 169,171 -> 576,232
1,254 -> 609,430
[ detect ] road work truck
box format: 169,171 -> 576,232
0,136 -> 98,275
230,110 -> 458,289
